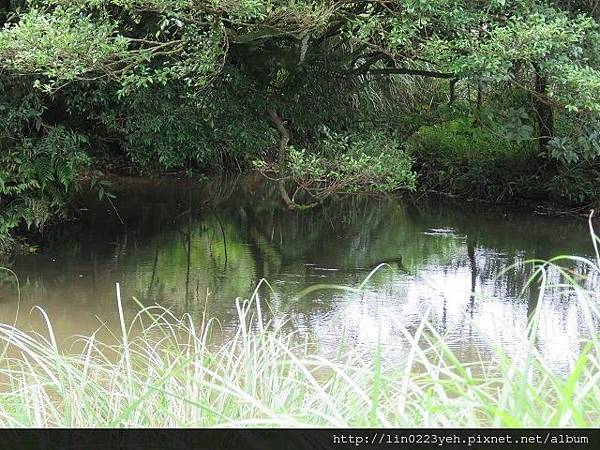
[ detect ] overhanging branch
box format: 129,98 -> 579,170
361,68 -> 455,79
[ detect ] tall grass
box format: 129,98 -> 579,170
0,224 -> 599,427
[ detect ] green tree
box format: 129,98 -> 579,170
2,1 -> 600,242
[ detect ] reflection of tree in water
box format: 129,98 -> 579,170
2,177 -> 598,364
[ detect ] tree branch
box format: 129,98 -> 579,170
361,68 -> 456,79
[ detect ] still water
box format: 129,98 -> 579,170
1,176 -> 599,372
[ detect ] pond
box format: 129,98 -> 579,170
1,176 -> 598,374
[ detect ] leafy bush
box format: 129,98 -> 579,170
71,72 -> 276,173
548,113 -> 600,164
407,117 -> 600,206
0,129 -> 90,251
0,79 -> 89,251
542,162 -> 600,205
256,130 -> 416,202
406,118 -> 542,201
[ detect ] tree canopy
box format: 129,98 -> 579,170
2,1 -> 599,104
2,0 -> 600,248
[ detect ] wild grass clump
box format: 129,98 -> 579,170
406,118 -> 539,201
406,116 -> 600,206
0,225 -> 599,427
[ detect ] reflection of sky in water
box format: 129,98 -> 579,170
276,245 -> 598,375
0,176 -> 598,376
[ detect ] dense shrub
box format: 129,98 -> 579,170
0,78 -> 89,250
407,117 -> 600,206
256,130 -> 416,201
543,162 -> 600,205
406,118 -> 541,201
63,72 -> 276,173
117,77 -> 274,171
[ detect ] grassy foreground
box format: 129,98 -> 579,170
0,243 -> 599,427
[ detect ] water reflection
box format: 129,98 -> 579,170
0,176 -> 598,374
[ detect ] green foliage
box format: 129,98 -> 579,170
407,118 -> 539,200
549,114 -> 600,163
4,0 -> 600,117
89,74 -> 276,172
542,162 -> 600,204
0,5 -> 128,88
2,0 -> 600,247
0,78 -> 89,250
277,130 -> 416,195
408,116 -> 600,205
0,128 -> 90,250
503,107 -> 535,143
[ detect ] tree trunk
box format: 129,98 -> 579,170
267,107 -> 295,208
533,66 -> 554,151
475,81 -> 483,125
268,107 -> 289,173
448,78 -> 458,105
267,107 -> 321,210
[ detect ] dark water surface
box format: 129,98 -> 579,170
1,176 -> 598,372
